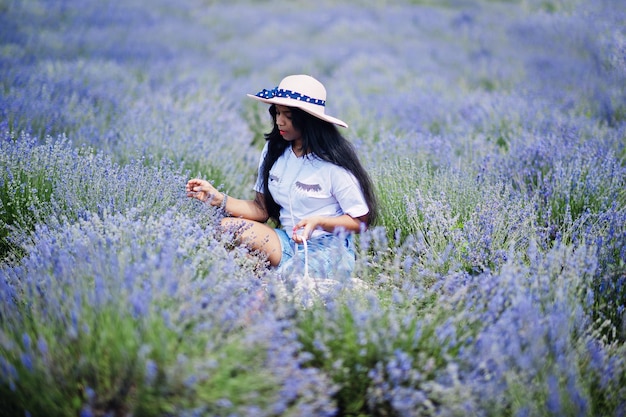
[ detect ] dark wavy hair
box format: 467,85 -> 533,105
260,104 -> 378,228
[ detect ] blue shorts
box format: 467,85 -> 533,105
274,229 -> 356,279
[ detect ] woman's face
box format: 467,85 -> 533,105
275,105 -> 302,143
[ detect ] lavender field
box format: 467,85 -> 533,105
1,0 -> 625,416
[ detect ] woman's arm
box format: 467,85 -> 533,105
186,179 -> 269,222
223,192 -> 269,222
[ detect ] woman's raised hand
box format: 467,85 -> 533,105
292,216 -> 322,243
186,178 -> 219,204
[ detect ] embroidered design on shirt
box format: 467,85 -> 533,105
295,181 -> 321,192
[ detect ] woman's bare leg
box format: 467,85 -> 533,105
221,217 -> 283,266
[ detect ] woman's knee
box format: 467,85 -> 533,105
220,218 -> 282,265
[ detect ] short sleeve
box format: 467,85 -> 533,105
330,167 -> 369,219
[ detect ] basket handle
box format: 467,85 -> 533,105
294,233 -> 310,279
302,236 -> 309,278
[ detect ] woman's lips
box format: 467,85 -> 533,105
279,130 -> 286,135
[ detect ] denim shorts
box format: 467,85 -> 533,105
274,229 -> 356,280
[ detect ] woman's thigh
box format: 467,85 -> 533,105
221,217 -> 282,266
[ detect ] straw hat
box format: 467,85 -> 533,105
247,74 -> 348,128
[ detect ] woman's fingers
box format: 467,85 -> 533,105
292,224 -> 312,242
186,180 -> 200,193
186,179 -> 214,202
291,226 -> 303,242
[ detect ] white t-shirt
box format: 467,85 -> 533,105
254,142 -> 369,239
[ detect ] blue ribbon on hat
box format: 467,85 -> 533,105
255,87 -> 325,107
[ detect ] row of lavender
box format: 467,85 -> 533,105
1,0 -> 625,416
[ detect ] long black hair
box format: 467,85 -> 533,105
261,104 -> 378,227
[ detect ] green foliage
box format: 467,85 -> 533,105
296,302 -> 383,415
1,304 -> 155,416
0,291 -> 279,417
373,158 -> 483,242
0,135 -> 60,258
191,336 -> 280,413
0,133 -> 186,260
241,100 -> 272,150
372,157 -> 535,275
532,149 -> 626,249
0,207 -> 310,416
294,292 -> 480,416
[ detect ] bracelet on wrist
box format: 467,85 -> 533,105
220,193 -> 229,215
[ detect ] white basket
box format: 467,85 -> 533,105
289,237 -> 369,307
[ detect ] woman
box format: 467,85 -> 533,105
186,74 -> 377,278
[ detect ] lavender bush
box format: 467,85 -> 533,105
0,131 -> 186,259
1,0 -> 625,415
0,210 -> 336,416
